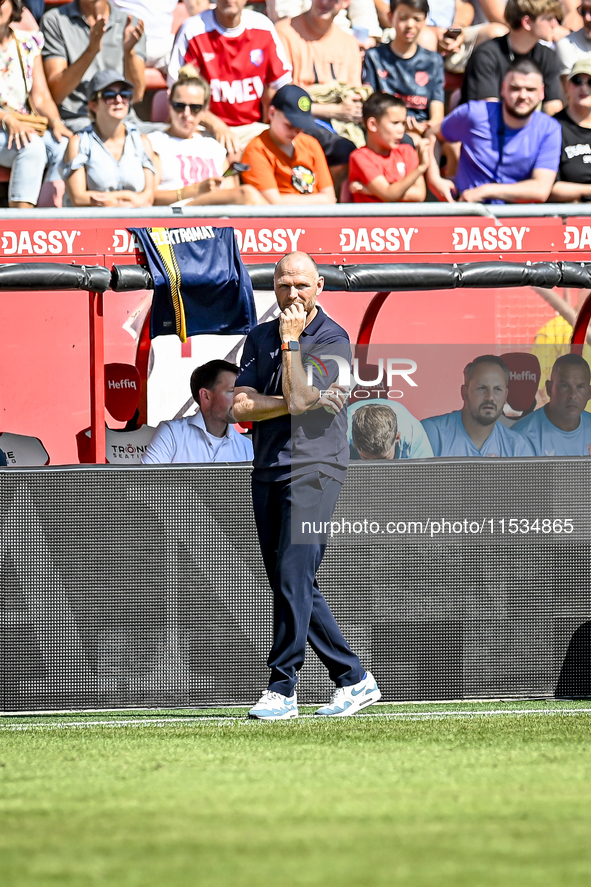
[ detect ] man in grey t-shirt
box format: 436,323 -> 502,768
41,0 -> 147,133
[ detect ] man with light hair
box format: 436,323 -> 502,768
349,401 -> 433,459
423,354 -> 535,456
513,353 -> 591,455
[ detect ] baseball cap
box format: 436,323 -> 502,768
568,59 -> 591,80
89,69 -> 134,97
271,84 -> 313,129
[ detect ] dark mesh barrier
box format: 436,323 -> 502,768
1,461 -> 589,712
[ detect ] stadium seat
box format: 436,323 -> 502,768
0,431 -> 49,466
38,179 -> 65,208
145,68 -> 166,91
151,89 -> 169,123
340,178 -> 353,203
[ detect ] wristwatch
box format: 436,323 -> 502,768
281,341 -> 300,352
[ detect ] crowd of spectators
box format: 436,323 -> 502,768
1,0 -> 591,207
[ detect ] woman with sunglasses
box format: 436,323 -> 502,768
0,0 -> 71,207
148,65 -> 266,206
61,69 -> 155,207
550,60 -> 591,201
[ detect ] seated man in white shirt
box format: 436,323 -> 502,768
422,354 -> 535,457
142,359 -> 254,463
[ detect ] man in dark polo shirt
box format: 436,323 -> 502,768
233,252 -> 381,720
41,0 -> 147,133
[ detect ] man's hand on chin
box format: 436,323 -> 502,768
279,303 -> 306,342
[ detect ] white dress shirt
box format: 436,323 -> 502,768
141,410 -> 253,464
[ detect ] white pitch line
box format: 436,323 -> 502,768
1,708 -> 590,730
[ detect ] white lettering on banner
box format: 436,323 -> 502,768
112,229 -> 143,253
0,229 -> 81,255
108,379 -> 137,389
148,226 -> 215,247
564,226 -> 591,250
452,226 -> 529,251
210,77 -> 264,104
234,228 -> 303,253
108,444 -> 149,460
339,227 -> 418,252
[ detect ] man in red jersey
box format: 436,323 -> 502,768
168,0 -> 292,155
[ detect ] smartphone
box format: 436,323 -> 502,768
222,162 -> 251,177
443,27 -> 462,38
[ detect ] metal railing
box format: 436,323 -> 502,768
1,203 -> 591,221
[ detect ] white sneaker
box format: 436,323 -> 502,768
314,672 -> 381,717
248,689 -> 298,720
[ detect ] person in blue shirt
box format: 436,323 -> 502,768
362,0 -> 445,139
423,354 -> 535,457
142,359 -> 253,464
426,58 -> 561,203
513,353 -> 591,456
348,399 -> 433,459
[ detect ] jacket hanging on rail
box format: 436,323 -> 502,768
130,225 -> 256,343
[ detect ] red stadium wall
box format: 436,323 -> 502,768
0,213 -> 589,464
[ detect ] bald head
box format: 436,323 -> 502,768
545,353 -> 591,430
274,251 -> 319,280
274,251 -> 323,317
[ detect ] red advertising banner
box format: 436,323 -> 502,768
0,215 -> 577,262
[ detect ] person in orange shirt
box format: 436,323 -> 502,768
241,85 -> 336,204
275,0 -> 361,179
275,0 -> 363,107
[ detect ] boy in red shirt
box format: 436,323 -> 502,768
349,94 -> 429,203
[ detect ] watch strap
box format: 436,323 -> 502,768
281,341 -> 300,352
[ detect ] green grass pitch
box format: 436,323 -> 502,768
1,700 -> 591,887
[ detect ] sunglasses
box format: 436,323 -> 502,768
99,89 -> 134,104
571,74 -> 591,86
577,4 -> 591,15
170,101 -> 204,115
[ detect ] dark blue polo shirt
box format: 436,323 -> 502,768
236,306 -> 351,482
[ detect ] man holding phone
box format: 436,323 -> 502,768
419,0 -> 508,75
